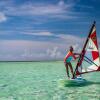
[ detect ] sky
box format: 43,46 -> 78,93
0,0 -> 100,61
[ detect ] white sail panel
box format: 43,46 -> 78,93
86,38 -> 98,52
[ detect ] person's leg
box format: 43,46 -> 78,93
65,63 -> 70,78
68,63 -> 74,78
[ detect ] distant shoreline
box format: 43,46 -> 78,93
0,60 -> 63,62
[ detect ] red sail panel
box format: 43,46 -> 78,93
92,51 -> 99,61
90,31 -> 98,48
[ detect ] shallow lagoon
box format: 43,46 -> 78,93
0,61 -> 100,100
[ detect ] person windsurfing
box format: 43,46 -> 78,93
64,46 -> 79,79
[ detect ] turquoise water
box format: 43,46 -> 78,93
0,61 -> 100,100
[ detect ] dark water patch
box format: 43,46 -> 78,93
86,81 -> 100,85
0,84 -> 8,88
58,79 -> 87,87
58,79 -> 100,88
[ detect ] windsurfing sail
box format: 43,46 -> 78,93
73,21 -> 100,78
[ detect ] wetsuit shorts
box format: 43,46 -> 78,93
65,56 -> 73,63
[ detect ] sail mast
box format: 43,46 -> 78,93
73,21 -> 96,78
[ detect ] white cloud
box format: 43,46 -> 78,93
56,34 -> 85,44
5,4 -> 65,15
1,30 -> 99,61
47,47 -> 62,59
0,40 -> 63,61
0,33 -> 84,61
0,12 -> 7,22
24,2 -> 68,15
0,33 -> 99,61
0,0 -> 94,23
2,1 -> 77,20
22,31 -> 53,36
58,0 -> 65,6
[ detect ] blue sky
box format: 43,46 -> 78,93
0,0 -> 100,61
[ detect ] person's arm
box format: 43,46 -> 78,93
64,57 -> 66,63
74,53 -> 80,55
71,52 -> 76,60
74,53 -> 80,59
64,55 -> 67,63
64,52 -> 70,63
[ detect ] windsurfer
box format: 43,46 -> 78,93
64,46 -> 79,79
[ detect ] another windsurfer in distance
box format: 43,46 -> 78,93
64,46 -> 79,79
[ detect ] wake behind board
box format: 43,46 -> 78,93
59,77 -> 86,87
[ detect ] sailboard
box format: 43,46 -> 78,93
59,21 -> 100,87
73,21 -> 100,79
